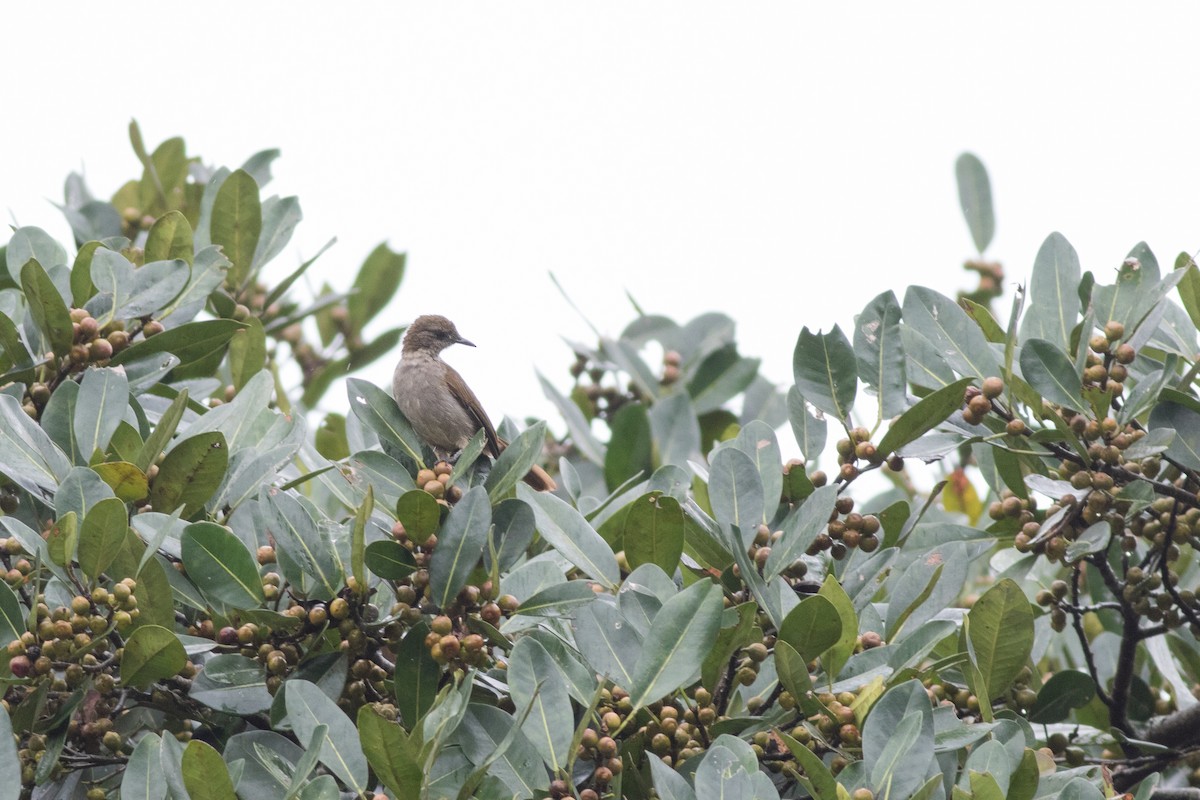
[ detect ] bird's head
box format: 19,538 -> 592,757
402,314 -> 476,355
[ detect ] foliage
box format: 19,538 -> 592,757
0,132 -> 1197,800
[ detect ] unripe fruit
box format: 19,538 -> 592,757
981,376 -> 1004,399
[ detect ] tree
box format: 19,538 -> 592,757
0,128 -> 1197,800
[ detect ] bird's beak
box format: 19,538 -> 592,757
457,336 -> 476,348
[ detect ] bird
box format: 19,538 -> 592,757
392,314 -> 556,492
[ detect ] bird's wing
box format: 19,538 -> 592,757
445,365 -> 502,458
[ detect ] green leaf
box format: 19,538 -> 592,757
228,316 -> 266,391
764,484 -> 838,580
136,389 -> 188,473
121,733 -> 165,800
181,740 -> 237,800
538,371 -> 605,465
1028,669 -> 1096,724
1019,339 -> 1081,411
1174,253 -> 1200,330
396,489 -> 441,545
189,654 -> 272,715
111,319 -> 246,379
393,622 -> 440,728
0,394 -> 71,497
74,366 -> 129,461
430,485 -> 492,609
93,461 -> 149,503
649,391 -> 702,468
955,152 -> 995,253
508,637 -> 572,772
364,539 -> 418,580
877,376 -> 974,459
150,431 -> 228,517
144,210 -> 194,265
253,196 -> 302,273
777,727 -> 837,800
261,487 -> 342,599
903,286 -> 995,379
45,511 -> 79,568
357,706 -> 422,798
209,169 -> 262,288
458,704 -> 547,799
854,290 -> 907,419
962,297 -> 1006,343
77,497 -> 128,580
21,258 -> 73,359
0,581 -> 24,650
518,483 -> 621,589
348,243 -> 406,334
605,402 -> 652,491
486,420 -> 548,501
0,710 -> 19,796
966,578 -> 1034,701
817,575 -> 858,680
515,580 -> 598,616
786,387 -> 827,463
7,226 -> 67,283
121,624 -> 187,689
701,602 -> 758,690
346,378 -> 426,468
870,712 -> 925,798
707,446 -> 765,543
1021,232 -> 1081,352
351,485 -> 371,595
623,492 -> 685,574
779,595 -> 842,663
628,579 -> 723,709
180,521 -> 265,609
285,680 -> 368,794
1149,392 -> 1200,471
793,325 -> 857,423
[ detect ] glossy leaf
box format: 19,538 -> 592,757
903,286 -> 994,379
649,391 -> 701,468
210,169 -> 262,287
955,153 -> 994,253
262,487 -> 341,599
93,461 -> 150,503
20,258 -> 73,358
538,371 -> 605,465
764,484 -> 838,580
228,317 -> 266,391
1149,392 -> 1200,471
74,366 -> 129,461
364,540 -> 418,580
0,391 -> 70,496
854,289 -> 907,419
144,210 -> 194,265
346,378 -> 426,468
1019,339 -> 1081,410
6,226 -> 67,283
180,521 -> 265,609
877,376 -> 974,459
793,325 -> 856,423
77,497 -> 128,580
486,420 -> 548,500
0,581 -> 24,650
515,580 -> 598,616
357,706 -> 422,798
430,485 -> 492,608
111,319 -> 246,379
571,597 -> 639,689
1028,669 -> 1096,724
189,654 -> 273,715
779,594 -> 842,663
150,431 -> 227,517
1021,232 -> 1081,351
966,578 -> 1034,701
121,624 -> 187,689
181,740 -> 237,800
707,446 -> 765,542
628,579 -> 723,709
623,491 -> 685,574
393,622 -> 439,727
519,483 -> 620,589
395,489 -> 440,544
605,402 -> 652,490
121,733 -> 165,800
786,386 -> 827,463
135,388 -> 188,473
507,636 -> 573,772
285,679 -> 368,794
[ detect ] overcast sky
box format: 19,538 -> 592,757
6,4 -> 1200,436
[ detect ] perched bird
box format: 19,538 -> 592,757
392,314 -> 556,491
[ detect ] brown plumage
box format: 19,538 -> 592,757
392,315 -> 556,491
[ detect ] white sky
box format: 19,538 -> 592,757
6,4 -> 1200,436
